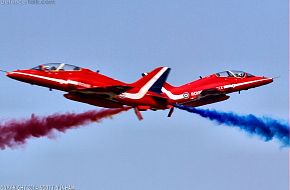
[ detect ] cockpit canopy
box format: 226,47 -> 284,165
216,70 -> 254,78
32,63 -> 81,71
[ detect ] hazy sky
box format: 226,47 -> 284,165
0,0 -> 288,190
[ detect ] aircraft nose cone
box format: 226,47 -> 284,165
6,71 -> 14,78
265,77 -> 273,84
6,71 -> 20,80
257,77 -> 273,87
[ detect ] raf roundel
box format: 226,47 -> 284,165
183,92 -> 190,99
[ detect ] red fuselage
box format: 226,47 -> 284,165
6,64 -> 171,110
161,71 -> 273,107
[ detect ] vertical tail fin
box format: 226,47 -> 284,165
131,67 -> 171,92
125,67 -> 171,99
141,72 -> 176,92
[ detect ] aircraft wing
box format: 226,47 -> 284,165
199,88 -> 225,96
180,88 -> 229,105
72,85 -> 132,97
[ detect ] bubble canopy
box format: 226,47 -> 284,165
32,63 -> 81,71
216,70 -> 254,78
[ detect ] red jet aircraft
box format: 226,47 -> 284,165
142,70 -> 273,117
5,63 -> 171,120
5,64 -> 273,119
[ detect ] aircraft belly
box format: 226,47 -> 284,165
64,93 -> 124,108
181,95 -> 230,107
115,96 -> 168,109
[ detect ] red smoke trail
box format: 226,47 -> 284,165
0,107 -> 131,150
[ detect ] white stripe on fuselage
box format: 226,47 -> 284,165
122,67 -> 168,100
223,78 -> 271,89
9,71 -> 91,88
161,87 -> 184,100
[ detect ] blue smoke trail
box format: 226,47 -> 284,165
174,104 -> 289,147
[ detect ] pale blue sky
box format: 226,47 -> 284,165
0,1 -> 288,190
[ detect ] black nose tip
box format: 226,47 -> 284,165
268,77 -> 273,83
263,77 -> 273,85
